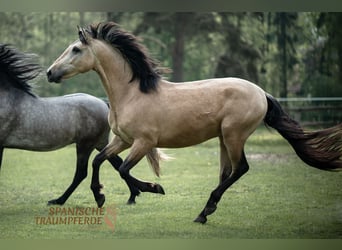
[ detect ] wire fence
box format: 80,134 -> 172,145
277,97 -> 342,128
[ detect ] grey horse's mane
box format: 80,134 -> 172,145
0,44 -> 41,96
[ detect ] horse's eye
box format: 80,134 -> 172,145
72,46 -> 81,54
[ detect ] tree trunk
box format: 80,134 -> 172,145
171,13 -> 188,82
279,13 -> 288,98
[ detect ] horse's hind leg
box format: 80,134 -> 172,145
194,137 -> 249,224
48,144 -> 92,205
218,136 -> 232,184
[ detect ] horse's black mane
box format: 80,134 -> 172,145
85,22 -> 162,93
0,44 -> 41,96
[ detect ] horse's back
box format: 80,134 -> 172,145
59,93 -> 109,121
3,93 -> 109,151
50,93 -> 110,145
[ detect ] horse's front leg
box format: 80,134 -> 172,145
0,147 -> 4,170
48,144 -> 92,205
119,139 -> 165,195
107,155 -> 141,204
91,136 -> 130,207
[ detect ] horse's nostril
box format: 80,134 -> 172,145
46,69 -> 55,82
46,69 -> 62,83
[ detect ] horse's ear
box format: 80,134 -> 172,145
77,26 -> 89,45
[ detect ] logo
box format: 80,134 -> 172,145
35,203 -> 117,232
103,204 -> 117,232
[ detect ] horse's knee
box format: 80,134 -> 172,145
78,171 -> 87,181
238,153 -> 249,175
119,165 -> 129,179
92,153 -> 105,169
119,158 -> 136,179
108,155 -> 123,171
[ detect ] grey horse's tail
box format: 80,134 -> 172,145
264,94 -> 342,170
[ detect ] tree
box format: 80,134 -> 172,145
317,13 -> 342,85
214,13 -> 261,83
299,13 -> 342,97
271,12 -> 299,98
135,12 -> 218,82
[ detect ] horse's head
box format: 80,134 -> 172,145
47,22 -> 162,93
47,27 -> 97,83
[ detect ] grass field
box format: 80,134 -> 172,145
0,127 -> 341,239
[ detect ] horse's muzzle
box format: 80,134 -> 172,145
46,69 -> 62,83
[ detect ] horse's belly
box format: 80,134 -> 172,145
4,135 -> 73,151
3,126 -> 75,151
157,123 -> 219,148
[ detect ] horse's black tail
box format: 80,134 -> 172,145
264,94 -> 342,171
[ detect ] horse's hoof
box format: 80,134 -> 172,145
96,194 -> 105,208
47,199 -> 57,206
154,183 -> 165,195
47,199 -> 63,206
194,215 -> 207,224
126,199 -> 136,205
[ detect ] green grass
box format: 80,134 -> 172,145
0,127 -> 341,239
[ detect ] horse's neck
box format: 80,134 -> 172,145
95,52 -> 136,107
0,86 -> 37,132
0,84 -> 34,101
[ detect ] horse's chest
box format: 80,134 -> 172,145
0,100 -> 16,142
110,125 -> 134,145
108,111 -> 134,144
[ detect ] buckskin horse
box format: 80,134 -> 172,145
47,22 -> 342,223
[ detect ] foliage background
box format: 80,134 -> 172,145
1,12 -> 342,99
